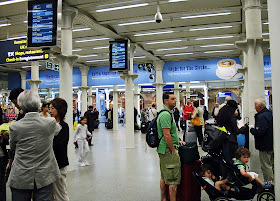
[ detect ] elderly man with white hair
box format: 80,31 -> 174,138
250,98 -> 274,182
8,90 -> 61,201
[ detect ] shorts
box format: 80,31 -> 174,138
248,172 -> 258,179
158,148 -> 181,185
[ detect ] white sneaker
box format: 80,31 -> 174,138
79,162 -> 85,167
84,161 -> 90,166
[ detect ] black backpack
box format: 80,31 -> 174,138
146,109 -> 173,148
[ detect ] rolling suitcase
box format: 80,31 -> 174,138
183,122 -> 197,143
106,119 -> 113,129
93,119 -> 99,129
141,122 -> 148,133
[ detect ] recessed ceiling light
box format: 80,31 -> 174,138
164,52 -> 193,56
73,28 -> 91,32
263,22 -> 269,25
134,56 -> 146,59
118,20 -> 154,26
73,49 -> 82,52
80,54 -> 98,58
204,50 -> 234,54
181,12 -> 231,19
92,46 -> 108,50
75,37 -> 110,43
200,43 -> 234,48
189,25 -> 232,31
23,20 -> 27,23
0,0 -> 27,6
195,35 -> 234,40
146,40 -> 182,45
96,3 -> 148,13
86,59 -> 109,63
134,30 -> 174,36
157,47 -> 188,51
0,23 -> 11,27
262,33 -> 269,36
169,0 -> 191,2
7,35 -> 27,40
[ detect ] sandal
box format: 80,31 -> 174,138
263,181 -> 273,188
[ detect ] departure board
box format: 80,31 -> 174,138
109,40 -> 128,71
28,0 -> 58,47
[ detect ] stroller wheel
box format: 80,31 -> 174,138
214,198 -> 228,201
257,191 -> 275,201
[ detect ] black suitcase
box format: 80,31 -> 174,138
141,122 -> 148,133
106,119 -> 113,129
93,120 -> 99,129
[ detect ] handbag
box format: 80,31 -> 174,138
190,116 -> 200,126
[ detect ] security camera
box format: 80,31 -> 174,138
155,11 -> 163,23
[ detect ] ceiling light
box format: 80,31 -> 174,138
0,0 -> 27,6
73,28 -> 91,32
73,49 -> 82,52
195,35 -> 234,40
263,22 -> 269,25
21,66 -> 31,68
7,35 -> 27,40
75,37 -> 110,43
134,56 -> 146,59
146,39 -> 182,45
204,50 -> 234,54
23,20 -> 27,23
164,52 -> 193,56
86,59 -> 109,63
0,23 -> 11,27
80,54 -> 98,58
156,47 -> 188,51
169,0 -> 190,2
92,46 -> 108,50
262,33 -> 269,36
200,43 -> 234,48
118,20 -> 154,26
134,30 -> 174,36
96,3 -> 148,13
189,25 -> 232,31
181,12 -> 231,19
190,81 -> 200,83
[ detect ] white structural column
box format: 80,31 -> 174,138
203,84 -> 209,109
113,85 -> 119,131
184,82 -> 191,104
153,60 -> 165,111
134,84 -> 140,125
173,82 -> 180,109
88,87 -> 93,106
20,71 -> 28,90
236,0 -> 269,171
79,66 -> 89,115
105,89 -> 110,109
95,88 -> 100,112
120,43 -> 138,148
239,53 -> 249,121
58,7 -> 78,172
27,61 -> 41,93
267,0 -> 280,198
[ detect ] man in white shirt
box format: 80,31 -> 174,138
148,104 -> 157,122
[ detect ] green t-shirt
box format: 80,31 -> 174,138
157,105 -> 179,154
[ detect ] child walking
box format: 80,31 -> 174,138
233,147 -> 272,188
74,116 -> 92,167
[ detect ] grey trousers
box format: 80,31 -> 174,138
259,150 -> 274,182
11,183 -> 52,201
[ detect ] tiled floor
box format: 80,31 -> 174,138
6,124 -> 259,201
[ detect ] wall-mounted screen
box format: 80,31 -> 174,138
109,40 -> 129,72
27,0 -> 58,47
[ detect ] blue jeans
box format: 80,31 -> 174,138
11,183 -> 52,201
0,156 -> 6,201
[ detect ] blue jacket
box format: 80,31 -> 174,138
250,108 -> 273,151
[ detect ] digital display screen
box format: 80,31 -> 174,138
28,0 -> 57,47
109,40 -> 128,71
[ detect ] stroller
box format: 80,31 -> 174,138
193,124 -> 275,201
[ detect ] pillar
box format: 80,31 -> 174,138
134,84 -> 140,125
105,89 -> 110,109
113,85 -> 119,131
203,84 -> 209,109
79,66 -> 89,115
239,52 -> 249,121
267,0 -> 280,198
27,61 -> 41,93
20,71 -> 28,90
96,88 -> 100,112
58,7 -> 78,172
173,82 -> 180,109
120,42 -> 138,148
235,0 -> 269,171
153,60 -> 165,111
88,87 -> 93,106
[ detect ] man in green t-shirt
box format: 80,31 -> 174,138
157,92 -> 185,201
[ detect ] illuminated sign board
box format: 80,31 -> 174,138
109,40 -> 129,72
27,0 -> 58,47
0,39 -> 49,64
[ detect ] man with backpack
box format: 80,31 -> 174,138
148,104 -> 157,123
157,92 -> 185,201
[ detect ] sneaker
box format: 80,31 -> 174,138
84,161 -> 90,166
79,162 -> 86,167
263,181 -> 273,188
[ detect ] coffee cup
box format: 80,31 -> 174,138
217,59 -> 237,77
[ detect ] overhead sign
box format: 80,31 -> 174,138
217,91 -> 232,98
46,61 -> 59,71
0,39 -> 49,64
109,40 -> 128,72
